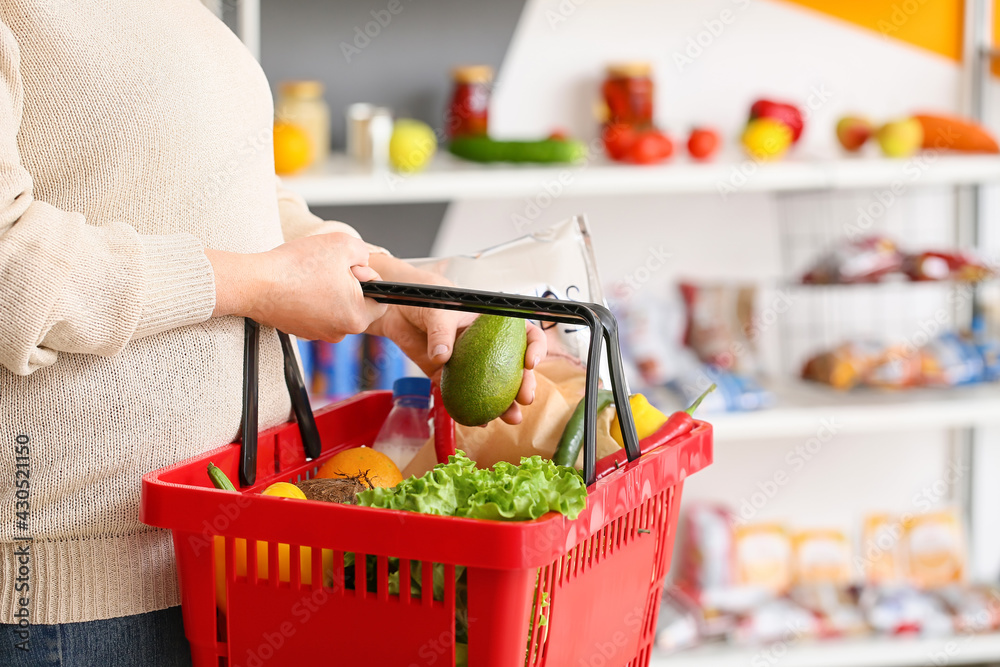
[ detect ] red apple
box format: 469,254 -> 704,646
836,116 -> 874,152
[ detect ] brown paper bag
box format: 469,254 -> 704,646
401,359 -> 621,477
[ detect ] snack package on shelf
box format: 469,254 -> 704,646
734,523 -> 793,597
801,340 -> 883,390
903,510 -> 965,589
679,282 -> 759,374
860,514 -> 904,585
612,286 -> 773,413
802,332 -> 1000,391
669,352 -> 773,413
410,215 -> 604,369
792,529 -> 852,587
667,504 -> 991,652
729,598 -> 821,646
801,237 -> 994,284
920,332 -> 986,387
790,584 -> 868,638
902,250 -> 994,283
860,585 -> 955,636
937,585 -> 1000,634
802,236 -> 903,285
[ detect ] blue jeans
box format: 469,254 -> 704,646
0,607 -> 191,666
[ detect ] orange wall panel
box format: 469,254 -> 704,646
776,0 -> 964,62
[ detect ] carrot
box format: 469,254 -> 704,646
914,113 -> 999,153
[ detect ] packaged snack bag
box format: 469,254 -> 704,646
903,510 -> 965,589
791,529 -> 851,586
734,523 -> 793,595
802,236 -> 903,284
860,514 -> 903,585
679,282 -> 759,374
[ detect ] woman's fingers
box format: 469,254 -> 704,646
422,308 -> 465,364
499,401 -> 523,425
515,368 -> 536,406
351,265 -> 380,282
524,322 -> 547,370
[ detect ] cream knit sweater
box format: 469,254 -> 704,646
0,1 -> 362,624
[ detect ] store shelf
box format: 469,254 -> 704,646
283,152 -> 1000,206
708,381 -> 1000,442
651,633 -> 1000,667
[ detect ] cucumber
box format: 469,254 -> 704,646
449,136 -> 587,164
552,389 -> 616,467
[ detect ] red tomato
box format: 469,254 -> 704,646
603,123 -> 638,161
548,128 -> 569,141
629,129 -> 673,164
687,128 -> 720,160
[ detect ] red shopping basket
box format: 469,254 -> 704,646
141,283 -> 712,667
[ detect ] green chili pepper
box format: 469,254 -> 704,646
207,462 -> 236,492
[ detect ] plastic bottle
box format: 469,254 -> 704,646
372,377 -> 432,471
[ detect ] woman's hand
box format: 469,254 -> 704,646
206,233 -> 387,342
365,254 -> 547,425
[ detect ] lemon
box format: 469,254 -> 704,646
273,121 -> 313,175
262,482 -> 306,499
741,118 -> 793,161
610,394 -> 669,447
389,119 -> 437,172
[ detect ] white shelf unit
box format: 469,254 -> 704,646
282,152 -> 1000,206
651,633 -> 1000,667
708,381 -> 1000,443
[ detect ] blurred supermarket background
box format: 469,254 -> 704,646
212,0 -> 1000,664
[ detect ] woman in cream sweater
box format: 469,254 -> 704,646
0,2 -> 544,664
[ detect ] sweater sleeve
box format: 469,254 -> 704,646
275,179 -> 390,255
0,22 -> 216,376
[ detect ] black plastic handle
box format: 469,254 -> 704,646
239,323 -> 321,487
359,281 -> 641,485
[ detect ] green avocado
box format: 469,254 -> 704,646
440,315 -> 527,427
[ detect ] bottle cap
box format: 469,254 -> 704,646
605,62 -> 652,78
280,80 -> 324,99
393,377 -> 431,399
451,65 -> 493,84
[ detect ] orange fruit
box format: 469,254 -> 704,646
273,121 -> 312,175
316,446 -> 402,488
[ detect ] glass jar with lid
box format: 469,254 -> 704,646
601,62 -> 654,128
446,65 -> 493,139
275,80 -> 331,166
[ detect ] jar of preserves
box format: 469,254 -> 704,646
601,62 -> 654,128
446,65 -> 492,139
275,80 -> 331,166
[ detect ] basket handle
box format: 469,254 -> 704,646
239,322 -> 321,487
359,281 -> 641,485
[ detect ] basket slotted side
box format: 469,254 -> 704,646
142,392 -> 712,667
